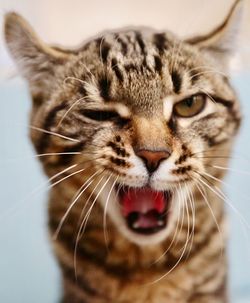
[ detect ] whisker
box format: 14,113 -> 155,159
73,173 -> 105,279
193,156 -> 233,160
79,62 -> 98,85
76,169 -> 106,228
48,167 -> 88,190
195,181 -> 223,252
192,171 -> 250,255
36,152 -> 81,158
53,169 -> 102,240
191,149 -> 250,163
196,87 -> 218,105
189,70 -> 228,80
188,65 -> 229,77
29,125 -> 80,142
0,163 -> 78,221
151,185 -> 182,265
193,171 -> 250,230
63,76 -> 87,87
80,174 -> 112,239
103,175 -> 118,248
179,183 -> 194,252
210,164 -> 250,176
148,184 -> 189,283
57,95 -> 89,127
183,182 -> 195,259
74,173 -> 111,279
4,152 -> 82,163
198,169 -> 250,210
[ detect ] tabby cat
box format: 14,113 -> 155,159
4,1 -> 243,302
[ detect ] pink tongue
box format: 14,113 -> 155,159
135,210 -> 161,228
121,188 -> 165,217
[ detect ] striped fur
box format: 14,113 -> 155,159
4,1 -> 243,302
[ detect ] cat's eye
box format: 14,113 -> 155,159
81,109 -> 129,127
174,94 -> 206,118
81,109 -> 120,121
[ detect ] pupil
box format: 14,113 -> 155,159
186,98 -> 193,107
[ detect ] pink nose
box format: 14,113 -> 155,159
136,149 -> 171,173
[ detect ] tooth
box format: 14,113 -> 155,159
158,220 -> 164,226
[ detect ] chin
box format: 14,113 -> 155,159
99,183 -> 184,246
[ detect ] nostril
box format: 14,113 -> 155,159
136,149 -> 171,173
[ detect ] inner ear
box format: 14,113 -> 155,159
185,0 -> 243,70
4,12 -> 72,95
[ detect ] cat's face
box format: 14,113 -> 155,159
4,3 -> 241,245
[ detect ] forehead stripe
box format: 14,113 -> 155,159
153,33 -> 167,54
135,31 -> 146,55
111,58 -> 124,82
154,55 -> 163,73
171,70 -> 182,94
98,76 -> 111,101
115,35 -> 128,56
99,40 -> 111,63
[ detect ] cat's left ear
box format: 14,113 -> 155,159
186,0 -> 244,71
4,12 -> 72,96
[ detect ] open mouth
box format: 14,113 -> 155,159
118,187 -> 172,235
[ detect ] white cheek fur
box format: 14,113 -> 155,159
118,155 -> 148,187
163,96 -> 174,120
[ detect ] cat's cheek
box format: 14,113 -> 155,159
150,160 -> 178,191
115,155 -> 148,187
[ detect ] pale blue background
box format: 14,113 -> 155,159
0,73 -> 250,302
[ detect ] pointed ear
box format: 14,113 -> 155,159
185,0 -> 244,71
4,12 -> 71,95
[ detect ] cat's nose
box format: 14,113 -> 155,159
136,149 -> 171,173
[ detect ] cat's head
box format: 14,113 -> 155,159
4,1 -> 242,246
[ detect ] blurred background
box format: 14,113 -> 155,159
0,0 -> 250,302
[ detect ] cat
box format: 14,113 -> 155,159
4,1 -> 243,302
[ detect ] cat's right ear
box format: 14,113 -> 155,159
4,12 -> 71,95
185,0 -> 244,72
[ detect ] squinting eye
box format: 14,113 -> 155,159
80,109 -> 130,127
81,109 -> 120,121
174,94 -> 206,118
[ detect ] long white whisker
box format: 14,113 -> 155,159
29,125 -> 80,142
0,163 -> 78,221
48,167 -> 87,190
195,181 -> 223,254
63,76 -> 87,86
194,173 -> 250,230
183,183 -> 195,259
76,170 -> 105,228
212,165 -> 250,176
188,65 -> 229,77
103,175 -> 118,248
53,169 -> 102,240
147,187 -> 191,285
74,174 -> 111,278
151,185 -> 181,265
57,96 -> 88,127
81,175 -> 112,236
190,70 -> 228,80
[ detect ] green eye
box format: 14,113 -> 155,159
174,94 -> 206,118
